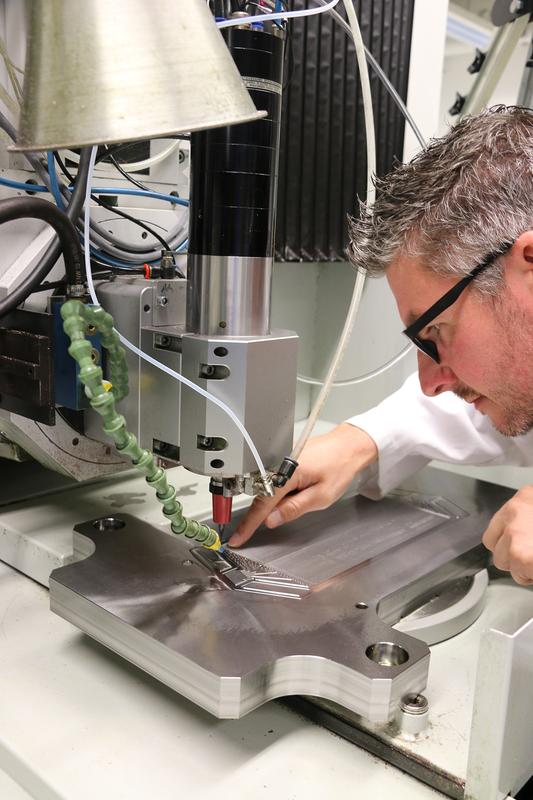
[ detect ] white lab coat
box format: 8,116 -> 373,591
347,372 -> 533,499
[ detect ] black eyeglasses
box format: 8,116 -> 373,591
402,242 -> 514,364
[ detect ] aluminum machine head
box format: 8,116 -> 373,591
180,15 -> 298,533
0,9 -> 297,526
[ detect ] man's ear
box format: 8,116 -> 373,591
514,230 -> 533,265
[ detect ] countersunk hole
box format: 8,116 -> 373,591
366,642 -> 409,667
141,231 -> 148,239
72,438 -> 79,446
210,459 -> 224,468
92,517 -> 126,531
214,346 -> 228,357
218,321 -> 227,329
143,304 -> 151,312
355,602 -> 368,610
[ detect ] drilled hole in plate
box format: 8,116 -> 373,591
366,642 -> 409,667
92,517 -> 126,531
355,602 -> 368,610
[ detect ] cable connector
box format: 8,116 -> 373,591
160,249 -> 177,279
68,283 -> 86,298
272,457 -> 298,488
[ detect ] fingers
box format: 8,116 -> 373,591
482,506 -> 506,552
228,483 -> 327,548
492,533 -> 510,572
264,484 -> 326,528
510,572 -> 533,586
228,493 -> 282,548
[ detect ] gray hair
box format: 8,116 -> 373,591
347,105 -> 533,295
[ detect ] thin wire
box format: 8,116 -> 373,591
104,146 -> 151,192
83,146 -> 267,478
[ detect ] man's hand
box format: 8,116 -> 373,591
228,423 -> 378,548
482,486 -> 533,585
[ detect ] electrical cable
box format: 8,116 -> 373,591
86,248 -> 158,270
62,138 -> 185,172
83,146 -> 267,478
0,195 -> 83,307
0,135 -> 91,317
73,186 -> 188,207
104,146 -> 151,192
291,0 -> 374,461
1,142 -> 187,260
1,112 -> 188,260
0,171 -> 184,263
54,152 -> 173,252
216,0 -> 339,27
46,150 -> 65,208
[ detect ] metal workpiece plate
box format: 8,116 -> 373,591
49,469 -> 513,722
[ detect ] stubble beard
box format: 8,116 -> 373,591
454,300 -> 533,437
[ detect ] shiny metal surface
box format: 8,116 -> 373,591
0,406 -> 125,480
49,469 -> 514,722
88,277 -> 185,459
187,255 -> 272,336
12,0 -> 265,152
180,330 -> 297,476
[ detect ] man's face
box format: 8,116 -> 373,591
387,248 -> 533,437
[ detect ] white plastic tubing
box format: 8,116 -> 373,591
216,0 -> 340,28
290,0 -> 375,461
83,146 -> 268,477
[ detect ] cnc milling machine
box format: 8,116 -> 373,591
1,2 -> 533,799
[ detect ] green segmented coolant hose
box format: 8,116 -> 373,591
61,299 -> 221,550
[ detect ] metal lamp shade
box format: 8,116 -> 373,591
11,0 -> 264,152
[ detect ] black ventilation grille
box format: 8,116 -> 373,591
275,0 -> 415,262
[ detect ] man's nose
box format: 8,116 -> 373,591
417,352 -> 459,396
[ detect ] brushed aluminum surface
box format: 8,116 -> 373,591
187,255 -> 272,335
49,469 -> 513,722
12,0 -> 264,151
180,331 -> 297,476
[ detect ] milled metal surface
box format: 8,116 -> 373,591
49,469 -> 513,722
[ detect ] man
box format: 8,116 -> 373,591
229,105 -> 533,586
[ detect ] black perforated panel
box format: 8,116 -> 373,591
275,0 -> 415,261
